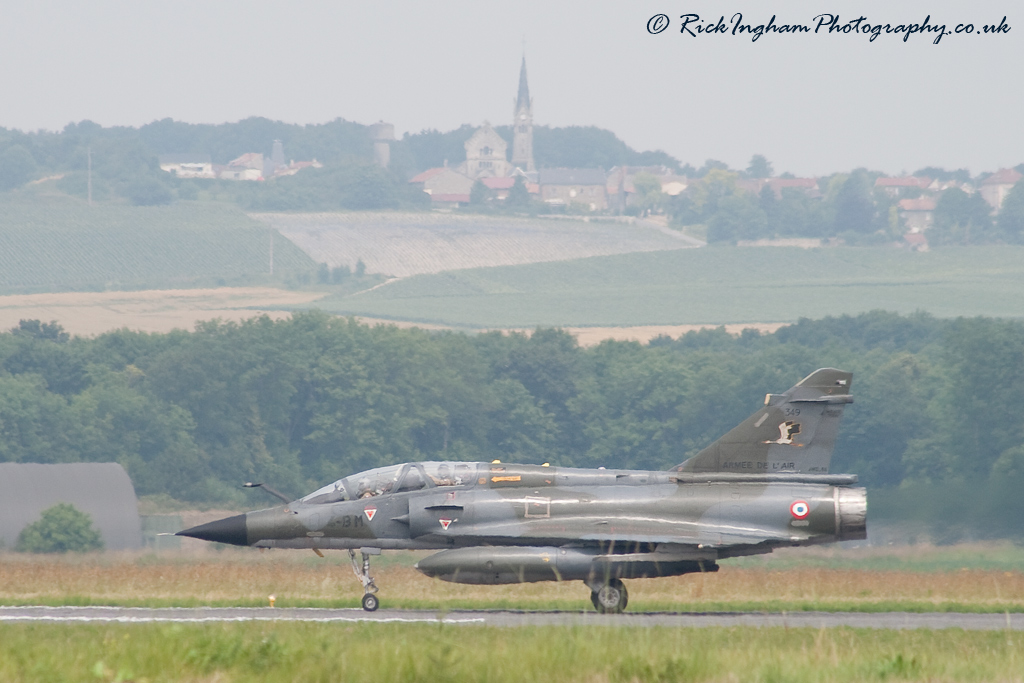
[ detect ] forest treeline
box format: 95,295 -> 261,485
0,118 -> 674,209
1,312 -> 1022,519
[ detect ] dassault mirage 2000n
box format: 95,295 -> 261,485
179,368 -> 866,613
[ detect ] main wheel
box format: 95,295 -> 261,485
592,578 -> 628,614
361,593 -> 380,612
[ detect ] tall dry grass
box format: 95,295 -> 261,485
2,549 -> 1022,611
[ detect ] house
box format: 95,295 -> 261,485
428,194 -> 471,209
158,154 -> 214,179
409,166 -> 474,207
660,176 -> 689,196
979,168 -> 1023,211
898,197 -> 937,233
539,168 -> 608,210
606,166 -> 683,210
273,159 -> 324,178
903,232 -> 929,252
481,177 -> 516,200
219,153 -> 264,181
874,176 -> 932,197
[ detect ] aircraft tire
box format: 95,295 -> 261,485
361,593 -> 380,612
592,579 -> 628,613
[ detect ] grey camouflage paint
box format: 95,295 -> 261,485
179,368 -> 866,611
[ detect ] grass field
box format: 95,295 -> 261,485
312,245 -> 1024,328
3,545 -> 1022,613
1,622 -> 1021,682
0,196 -> 315,294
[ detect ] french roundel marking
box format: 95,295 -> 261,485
790,500 -> 810,519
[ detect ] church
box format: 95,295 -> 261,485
410,57 -> 537,205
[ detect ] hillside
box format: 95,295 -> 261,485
310,245 -> 1024,327
0,196 -> 316,294
259,212 -> 696,277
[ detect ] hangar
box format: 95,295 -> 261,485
0,463 -> 142,550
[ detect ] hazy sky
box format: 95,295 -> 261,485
1,0 -> 1020,176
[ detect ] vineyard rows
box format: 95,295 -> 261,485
252,212 -> 694,278
0,199 -> 314,293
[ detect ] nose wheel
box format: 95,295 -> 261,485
349,548 -> 381,611
590,578 -> 628,613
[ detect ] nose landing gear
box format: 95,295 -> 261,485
349,548 -> 381,611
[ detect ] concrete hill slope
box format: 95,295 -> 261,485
254,212 -> 697,278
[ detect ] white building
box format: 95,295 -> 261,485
158,154 -> 215,179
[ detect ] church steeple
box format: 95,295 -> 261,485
511,55 -> 535,173
516,57 -> 530,112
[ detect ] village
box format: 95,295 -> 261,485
154,56 -> 1023,252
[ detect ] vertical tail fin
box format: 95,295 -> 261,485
673,368 -> 853,475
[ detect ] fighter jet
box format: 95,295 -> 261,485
179,368 -> 866,613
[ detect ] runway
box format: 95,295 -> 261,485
1,606 -> 1021,630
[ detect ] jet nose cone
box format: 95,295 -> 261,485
177,513 -> 248,546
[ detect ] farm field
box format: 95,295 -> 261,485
0,288 -> 776,342
0,197 -> 315,294
3,622 -> 1020,683
0,287 -> 329,336
2,544 -> 1022,613
312,245 -> 1024,328
256,211 -> 697,277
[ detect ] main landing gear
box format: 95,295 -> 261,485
590,578 -> 628,614
349,548 -> 381,611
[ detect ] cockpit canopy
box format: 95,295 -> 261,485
300,462 -> 480,505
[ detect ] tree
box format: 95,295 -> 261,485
16,503 -> 103,553
244,161 -> 426,212
688,168 -> 738,217
746,154 -> 773,179
0,144 -> 39,190
667,194 -> 699,226
125,176 -> 174,206
507,175 -> 531,209
931,187 -> 992,245
832,171 -> 877,235
631,173 -> 666,213
694,159 -> 730,178
470,179 -> 491,205
913,166 -> 971,184
528,125 -> 681,171
12,319 -> 70,343
997,180 -> 1024,244
707,193 -> 769,243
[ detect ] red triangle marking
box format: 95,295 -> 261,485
364,507 -> 377,521
439,518 -> 452,530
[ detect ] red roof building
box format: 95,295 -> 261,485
409,167 -> 449,184
874,176 -> 932,197
898,197 -> 937,233
979,168 -> 1023,211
